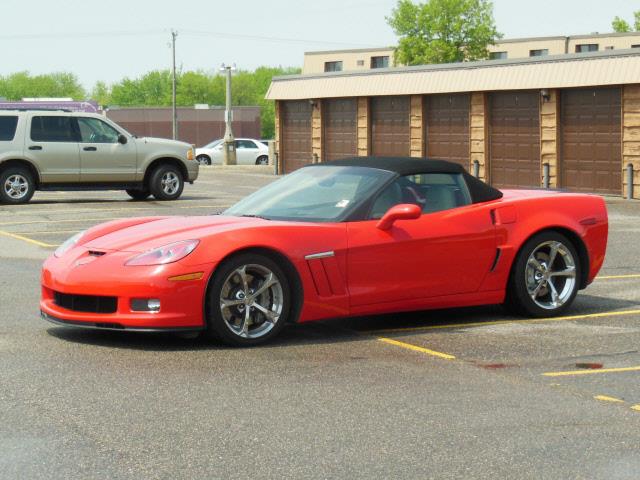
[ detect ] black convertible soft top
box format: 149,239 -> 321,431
306,156 -> 503,204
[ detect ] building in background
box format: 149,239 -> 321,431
268,49 -> 640,199
302,32 -> 640,74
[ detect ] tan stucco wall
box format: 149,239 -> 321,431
312,101 -> 322,162
489,39 -> 567,58
470,92 -> 487,181
540,89 -> 559,188
357,97 -> 369,156
623,85 -> 640,199
410,95 -> 424,158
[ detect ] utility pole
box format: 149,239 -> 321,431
171,30 -> 178,140
220,63 -> 237,165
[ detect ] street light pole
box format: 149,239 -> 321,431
220,63 -> 237,165
171,30 -> 178,140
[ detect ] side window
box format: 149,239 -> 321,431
235,139 -> 256,149
77,117 -> 119,143
369,173 -> 471,219
30,116 -> 77,142
0,116 -> 18,141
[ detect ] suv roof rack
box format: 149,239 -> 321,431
0,108 -> 73,112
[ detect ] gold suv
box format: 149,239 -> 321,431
0,110 -> 199,204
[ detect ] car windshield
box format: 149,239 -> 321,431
224,166 -> 395,222
203,139 -> 223,149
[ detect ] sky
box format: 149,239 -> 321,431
1,0 -> 638,90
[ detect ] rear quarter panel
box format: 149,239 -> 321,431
480,191 -> 608,294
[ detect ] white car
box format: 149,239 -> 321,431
195,138 -> 269,166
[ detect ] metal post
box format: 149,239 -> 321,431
274,152 -> 279,175
543,163 -> 550,189
220,63 -> 237,165
171,30 -> 178,140
627,163 -> 634,200
472,159 -> 480,178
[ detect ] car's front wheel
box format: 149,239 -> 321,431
255,155 -> 268,165
205,253 -> 291,346
506,231 -> 580,317
0,166 -> 35,204
196,155 -> 211,166
149,165 -> 184,201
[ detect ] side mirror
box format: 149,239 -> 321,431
376,203 -> 422,231
117,134 -> 128,145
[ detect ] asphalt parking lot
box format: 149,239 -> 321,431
2,166 -> 640,479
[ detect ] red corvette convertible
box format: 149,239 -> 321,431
41,157 -> 608,346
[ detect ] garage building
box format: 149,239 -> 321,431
266,49 -> 640,198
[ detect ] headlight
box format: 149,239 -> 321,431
54,231 -> 85,258
187,148 -> 194,161
125,240 -> 199,266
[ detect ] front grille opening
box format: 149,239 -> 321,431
53,291 -> 117,314
88,250 -> 106,257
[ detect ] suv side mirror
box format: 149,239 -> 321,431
117,134 -> 128,145
376,204 -> 422,231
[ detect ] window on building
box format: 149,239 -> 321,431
529,49 -> 549,57
370,56 -> 390,69
356,59 -> 364,66
632,44 -> 640,48
489,51 -> 507,60
575,44 -> 598,53
324,61 -> 343,72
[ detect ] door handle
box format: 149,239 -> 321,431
83,146 -> 97,151
28,145 -> 43,150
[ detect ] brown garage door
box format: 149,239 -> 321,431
323,98 -> 357,162
425,94 -> 470,168
489,91 -> 540,188
281,100 -> 312,173
561,87 -> 621,195
370,96 -> 410,156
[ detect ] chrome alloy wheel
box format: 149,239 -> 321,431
525,240 -> 577,310
219,264 -> 284,339
161,172 -> 179,195
3,174 -> 29,200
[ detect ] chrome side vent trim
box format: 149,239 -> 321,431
304,251 -> 334,260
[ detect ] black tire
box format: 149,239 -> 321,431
205,253 -> 292,347
255,156 -> 268,166
125,189 -> 150,201
505,231 -> 581,317
197,155 -> 211,166
0,166 -> 35,204
149,164 -> 184,201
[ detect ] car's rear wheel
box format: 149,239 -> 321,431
255,155 -> 268,166
125,189 -> 150,201
205,253 -> 291,346
506,231 -> 580,317
0,166 -> 35,204
196,155 -> 211,166
149,164 -> 184,201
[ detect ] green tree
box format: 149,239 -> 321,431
0,71 -> 85,100
612,11 -> 640,32
90,81 -> 111,106
387,0 -> 501,65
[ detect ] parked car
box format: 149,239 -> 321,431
0,110 -> 199,204
195,138 -> 269,166
41,157 -> 608,347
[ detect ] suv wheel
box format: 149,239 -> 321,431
149,164 -> 184,201
1,167 -> 35,204
126,189 -> 150,201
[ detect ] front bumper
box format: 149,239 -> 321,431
41,249 -> 213,330
41,311 -> 203,333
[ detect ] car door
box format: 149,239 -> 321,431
77,117 -> 137,182
346,173 -> 497,307
27,114 -> 80,183
235,139 -> 259,165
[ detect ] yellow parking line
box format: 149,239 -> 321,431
367,309 -> 640,335
542,366 -> 640,377
597,274 -> 640,280
594,395 -> 625,403
377,337 -> 456,360
0,229 -> 56,248
631,405 -> 640,412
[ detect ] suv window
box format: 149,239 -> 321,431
0,116 -> 18,141
78,117 -> 120,143
30,116 -> 77,142
370,173 -> 471,219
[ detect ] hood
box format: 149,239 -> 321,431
138,137 -> 192,149
83,215 -> 264,253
